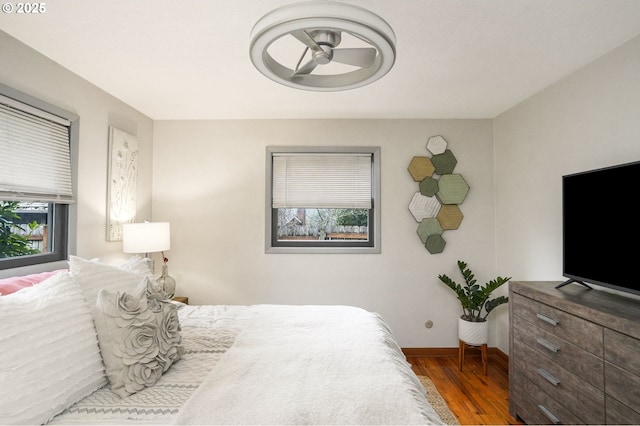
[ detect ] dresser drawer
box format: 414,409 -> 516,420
511,372 -> 586,425
605,363 -> 640,417
604,328 -> 640,418
512,293 -> 603,356
604,328 -> 640,376
606,395 -> 640,425
512,338 -> 605,423
512,314 -> 604,388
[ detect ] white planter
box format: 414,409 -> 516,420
458,317 -> 488,345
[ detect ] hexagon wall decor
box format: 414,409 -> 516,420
425,234 -> 446,254
407,135 -> 470,254
437,204 -> 464,230
431,150 -> 457,175
419,176 -> 439,197
436,174 -> 470,205
408,192 -> 441,222
408,156 -> 435,181
417,218 -> 443,244
427,135 -> 448,155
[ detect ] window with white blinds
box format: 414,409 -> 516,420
0,85 -> 76,272
272,153 -> 372,209
0,98 -> 74,203
266,146 -> 381,254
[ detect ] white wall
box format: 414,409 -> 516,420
153,119 -> 499,348
493,34 -> 640,351
0,31 -> 154,276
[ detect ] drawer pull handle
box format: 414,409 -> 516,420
536,313 -> 559,326
538,405 -> 560,424
537,337 -> 560,353
537,367 -> 560,386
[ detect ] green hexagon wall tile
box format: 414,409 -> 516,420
431,150 -> 457,175
419,177 -> 439,197
417,218 -> 443,244
425,234 -> 446,254
436,174 -> 469,205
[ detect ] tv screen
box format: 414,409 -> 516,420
562,160 -> 640,296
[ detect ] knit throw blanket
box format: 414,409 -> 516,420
176,305 -> 443,425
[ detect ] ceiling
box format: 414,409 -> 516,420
1,0 -> 640,120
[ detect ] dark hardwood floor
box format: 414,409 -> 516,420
405,349 -> 522,425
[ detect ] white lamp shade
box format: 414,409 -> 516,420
122,222 -> 170,254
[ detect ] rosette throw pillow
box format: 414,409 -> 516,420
93,277 -> 183,397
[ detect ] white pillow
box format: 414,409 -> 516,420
69,255 -> 152,309
0,271 -> 107,424
93,278 -> 183,398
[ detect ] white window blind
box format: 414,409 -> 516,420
272,153 -> 372,209
0,101 -> 74,203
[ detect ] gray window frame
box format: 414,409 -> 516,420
265,146 -> 381,254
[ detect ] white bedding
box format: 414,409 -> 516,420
51,304 -> 443,425
50,305 -> 251,424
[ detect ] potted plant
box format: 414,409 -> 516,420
438,260 -> 511,345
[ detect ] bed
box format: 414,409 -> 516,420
0,256 -> 444,425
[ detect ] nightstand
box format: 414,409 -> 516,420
172,296 -> 189,305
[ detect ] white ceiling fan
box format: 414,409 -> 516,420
249,1 -> 396,91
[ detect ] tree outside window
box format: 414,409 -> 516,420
0,201 -> 46,258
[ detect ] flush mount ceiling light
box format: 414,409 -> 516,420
249,1 -> 396,91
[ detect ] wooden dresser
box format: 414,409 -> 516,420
509,281 -> 640,425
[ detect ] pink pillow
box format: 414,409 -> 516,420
0,270 -> 65,296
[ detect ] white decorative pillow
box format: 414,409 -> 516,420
69,255 -> 152,309
93,278 -> 183,398
0,271 -> 107,424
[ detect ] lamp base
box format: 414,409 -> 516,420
157,263 -> 176,299
142,255 -> 155,275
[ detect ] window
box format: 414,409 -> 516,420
0,84 -> 77,271
266,146 -> 380,253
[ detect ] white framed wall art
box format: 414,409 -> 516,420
106,126 -> 138,241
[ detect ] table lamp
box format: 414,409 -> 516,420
122,221 -> 176,297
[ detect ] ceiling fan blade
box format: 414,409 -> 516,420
291,30 -> 323,54
331,47 -> 377,68
292,58 -> 318,76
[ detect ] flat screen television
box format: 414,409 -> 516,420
561,160 -> 640,296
